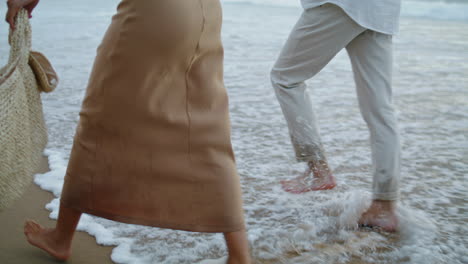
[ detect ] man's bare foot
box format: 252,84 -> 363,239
281,160 -> 336,194
358,200 -> 399,232
24,220 -> 71,261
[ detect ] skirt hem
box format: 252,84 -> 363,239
60,199 -> 245,233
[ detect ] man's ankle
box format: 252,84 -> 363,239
307,159 -> 331,175
371,200 -> 396,211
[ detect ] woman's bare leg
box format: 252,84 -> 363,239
224,230 -> 251,264
24,202 -> 81,261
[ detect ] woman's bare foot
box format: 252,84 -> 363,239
24,220 -> 72,261
198,256 -> 250,264
228,256 -> 251,264
281,160 -> 336,194
358,200 -> 399,232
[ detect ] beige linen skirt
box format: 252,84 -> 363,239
60,0 -> 245,232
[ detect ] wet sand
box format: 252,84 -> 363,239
0,156 -> 114,264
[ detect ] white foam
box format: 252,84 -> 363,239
197,256 -> 228,264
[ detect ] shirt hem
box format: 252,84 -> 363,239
302,2 -> 398,35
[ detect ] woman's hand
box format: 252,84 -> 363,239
5,0 -> 39,30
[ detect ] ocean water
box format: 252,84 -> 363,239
1,0 -> 467,263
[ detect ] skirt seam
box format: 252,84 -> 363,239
184,0 -> 207,164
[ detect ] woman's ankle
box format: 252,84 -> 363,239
224,230 -> 251,264
227,254 -> 251,264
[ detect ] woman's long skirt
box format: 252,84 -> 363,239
60,0 -> 245,232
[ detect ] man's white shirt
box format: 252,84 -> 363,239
300,0 -> 402,35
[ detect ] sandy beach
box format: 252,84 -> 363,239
0,156 -> 114,264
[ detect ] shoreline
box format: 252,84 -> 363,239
0,156 -> 115,264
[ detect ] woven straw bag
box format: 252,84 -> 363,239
0,10 -> 48,211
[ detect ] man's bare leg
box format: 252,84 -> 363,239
24,203 -> 81,261
224,230 -> 251,264
281,160 -> 337,194
358,200 -> 398,232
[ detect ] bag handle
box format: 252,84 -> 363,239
8,9 -> 32,66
